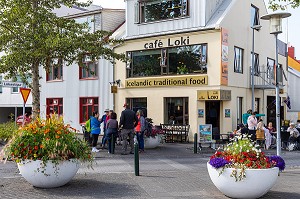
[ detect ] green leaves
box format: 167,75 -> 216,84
268,0 -> 300,11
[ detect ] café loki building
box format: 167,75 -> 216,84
113,0 -> 288,140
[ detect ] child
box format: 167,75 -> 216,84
105,112 -> 118,154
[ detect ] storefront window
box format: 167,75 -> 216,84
127,44 -> 207,78
164,97 -> 188,125
125,98 -> 147,117
46,98 -> 63,116
139,0 -> 188,23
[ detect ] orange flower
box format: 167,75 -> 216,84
46,137 -> 50,141
57,131 -> 62,134
55,135 -> 60,139
44,128 -> 50,134
34,146 -> 38,150
40,144 -> 44,148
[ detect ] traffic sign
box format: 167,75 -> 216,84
20,88 -> 31,104
0,81 -> 23,87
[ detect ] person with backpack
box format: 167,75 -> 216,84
90,111 -> 101,152
135,110 -> 145,152
84,118 -> 92,145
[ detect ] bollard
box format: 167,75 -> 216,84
111,134 -> 115,154
134,142 -> 139,176
194,133 -> 198,154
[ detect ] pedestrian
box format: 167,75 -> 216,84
119,103 -> 138,155
100,109 -> 110,149
106,112 -> 118,154
135,110 -> 145,152
90,111 -> 101,152
247,111 -> 257,141
287,123 -> 300,144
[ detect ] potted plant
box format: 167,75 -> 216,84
1,114 -> 93,188
144,118 -> 164,149
177,62 -> 188,74
207,134 -> 285,199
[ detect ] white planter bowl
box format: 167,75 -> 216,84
17,159 -> 80,188
144,135 -> 161,149
207,162 -> 279,199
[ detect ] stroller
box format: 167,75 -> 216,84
81,125 -> 92,146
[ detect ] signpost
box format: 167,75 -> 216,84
0,81 -> 23,87
20,88 -> 31,126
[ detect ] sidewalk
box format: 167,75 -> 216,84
1,143 -> 300,199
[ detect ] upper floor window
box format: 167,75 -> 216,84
0,75 -> 2,93
46,98 -> 63,116
137,0 -> 189,23
267,58 -> 275,80
251,5 -> 260,27
80,97 -> 98,123
47,58 -> 63,81
127,44 -> 207,78
234,46 -> 244,73
251,52 -> 259,76
12,76 -> 22,93
79,55 -> 98,79
75,16 -> 95,33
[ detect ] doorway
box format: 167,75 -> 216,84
205,101 -> 220,129
266,96 -> 284,127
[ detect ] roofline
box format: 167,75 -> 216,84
63,8 -> 125,19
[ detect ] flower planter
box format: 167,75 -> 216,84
144,135 -> 161,149
17,159 -> 80,188
207,162 -> 279,199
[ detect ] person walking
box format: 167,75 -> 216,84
247,111 -> 258,141
106,112 -> 118,154
100,109 -> 110,149
119,103 -> 138,155
135,110 -> 146,152
90,111 -> 101,152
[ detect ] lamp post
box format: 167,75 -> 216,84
251,25 -> 262,112
261,12 -> 291,156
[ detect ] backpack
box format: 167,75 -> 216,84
85,119 -> 91,133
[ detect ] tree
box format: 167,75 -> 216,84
268,0 -> 300,10
0,0 -> 126,118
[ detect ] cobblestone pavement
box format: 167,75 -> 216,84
1,143 -> 300,199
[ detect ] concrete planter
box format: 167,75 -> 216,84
144,135 -> 161,149
207,162 -> 279,199
17,159 -> 79,188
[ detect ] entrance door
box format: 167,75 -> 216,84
266,96 -> 284,127
205,101 -> 220,129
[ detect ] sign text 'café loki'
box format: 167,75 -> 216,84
125,76 -> 208,88
197,90 -> 231,101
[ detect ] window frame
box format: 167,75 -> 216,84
46,58 -> 63,81
79,97 -> 99,123
126,43 -> 208,78
234,46 -> 244,73
79,54 -> 98,80
46,98 -> 63,116
137,0 -> 189,24
251,52 -> 259,76
251,4 -> 260,27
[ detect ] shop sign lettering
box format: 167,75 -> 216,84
144,36 -> 190,49
197,90 -> 231,101
125,76 -> 208,88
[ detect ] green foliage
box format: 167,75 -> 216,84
268,0 -> 300,10
0,121 -> 18,142
0,0 -> 127,117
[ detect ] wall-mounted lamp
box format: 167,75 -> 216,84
109,79 -> 121,87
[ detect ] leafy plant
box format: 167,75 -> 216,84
2,114 -> 93,165
209,134 -> 285,181
0,121 -> 18,143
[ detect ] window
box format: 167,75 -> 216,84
164,97 -> 188,125
234,47 -> 244,73
0,75 -> 2,93
75,16 -> 95,33
251,4 -> 260,27
251,52 -> 259,76
125,98 -> 148,117
267,58 -> 275,80
237,97 -> 243,125
137,0 -> 188,23
80,97 -> 98,123
12,76 -> 22,93
127,44 -> 207,78
46,98 -> 63,115
79,55 -> 98,79
47,58 -> 63,81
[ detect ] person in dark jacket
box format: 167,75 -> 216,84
119,103 -> 138,155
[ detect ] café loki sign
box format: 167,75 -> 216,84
0,81 -> 23,88
125,76 -> 208,88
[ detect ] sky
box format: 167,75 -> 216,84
88,0 -> 300,58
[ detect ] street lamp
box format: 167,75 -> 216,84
251,24 -> 262,112
261,12 -> 291,156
